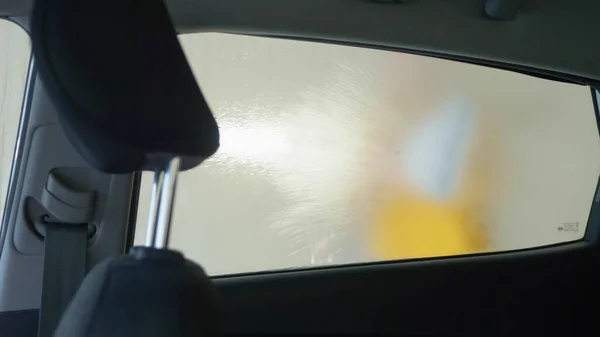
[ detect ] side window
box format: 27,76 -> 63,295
0,20 -> 31,221
136,33 -> 600,276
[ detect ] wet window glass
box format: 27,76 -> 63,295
135,33 -> 600,276
1,20 -> 31,220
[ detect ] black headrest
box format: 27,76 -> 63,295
31,0 -> 220,173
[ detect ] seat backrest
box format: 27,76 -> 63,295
54,248 -> 221,337
31,1 -> 222,336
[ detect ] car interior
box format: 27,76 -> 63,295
0,0 -> 599,336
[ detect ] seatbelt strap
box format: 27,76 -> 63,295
38,221 -> 88,337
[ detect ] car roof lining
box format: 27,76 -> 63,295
2,0 -> 599,85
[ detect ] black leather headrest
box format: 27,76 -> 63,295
31,0 -> 220,173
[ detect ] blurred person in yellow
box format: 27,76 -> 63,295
370,98 -> 489,260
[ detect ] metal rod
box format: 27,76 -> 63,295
153,157 -> 181,249
145,170 -> 164,247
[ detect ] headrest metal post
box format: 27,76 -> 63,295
145,157 -> 181,249
145,170 -> 164,247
